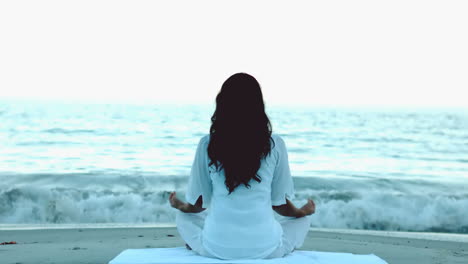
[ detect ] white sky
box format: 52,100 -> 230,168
0,1 -> 467,108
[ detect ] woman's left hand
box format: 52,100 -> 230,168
300,199 -> 316,216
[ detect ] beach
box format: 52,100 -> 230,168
2,1 -> 468,263
2,102 -> 468,234
1,103 -> 468,264
1,225 -> 467,264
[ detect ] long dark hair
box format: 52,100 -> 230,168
208,72 -> 274,194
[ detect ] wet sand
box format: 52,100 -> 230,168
1,225 -> 467,264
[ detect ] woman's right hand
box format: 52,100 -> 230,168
169,191 -> 186,211
300,199 -> 316,216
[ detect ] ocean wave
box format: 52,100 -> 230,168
43,128 -> 96,134
294,189 -> 468,234
1,176 -> 467,234
16,141 -> 82,146
0,187 -> 174,223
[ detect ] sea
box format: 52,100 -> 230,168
1,100 -> 468,234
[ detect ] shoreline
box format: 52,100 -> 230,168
1,223 -> 467,242
1,226 -> 467,264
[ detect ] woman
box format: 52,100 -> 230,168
169,72 -> 315,259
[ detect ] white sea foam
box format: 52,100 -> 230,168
1,176 -> 467,233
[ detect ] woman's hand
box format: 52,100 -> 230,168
300,199 -> 316,216
169,192 -> 206,213
169,191 -> 187,211
273,198 -> 315,218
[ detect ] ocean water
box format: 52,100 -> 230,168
1,100 -> 468,234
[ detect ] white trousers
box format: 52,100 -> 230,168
175,210 -> 311,259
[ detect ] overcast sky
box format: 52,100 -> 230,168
0,1 -> 467,108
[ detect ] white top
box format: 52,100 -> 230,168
185,134 -> 295,259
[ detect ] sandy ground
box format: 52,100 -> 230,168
1,226 -> 467,264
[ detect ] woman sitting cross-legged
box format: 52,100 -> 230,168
169,72 -> 316,260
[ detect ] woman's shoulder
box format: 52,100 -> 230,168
270,133 -> 282,141
271,133 -> 286,147
199,134 -> 210,144
269,134 -> 288,157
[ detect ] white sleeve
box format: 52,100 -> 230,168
185,136 -> 212,208
271,135 -> 295,206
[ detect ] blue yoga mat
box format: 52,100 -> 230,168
109,247 -> 388,264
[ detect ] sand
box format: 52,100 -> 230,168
1,225 -> 467,264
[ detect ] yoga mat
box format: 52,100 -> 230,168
109,247 -> 388,264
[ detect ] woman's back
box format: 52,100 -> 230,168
186,134 -> 295,259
